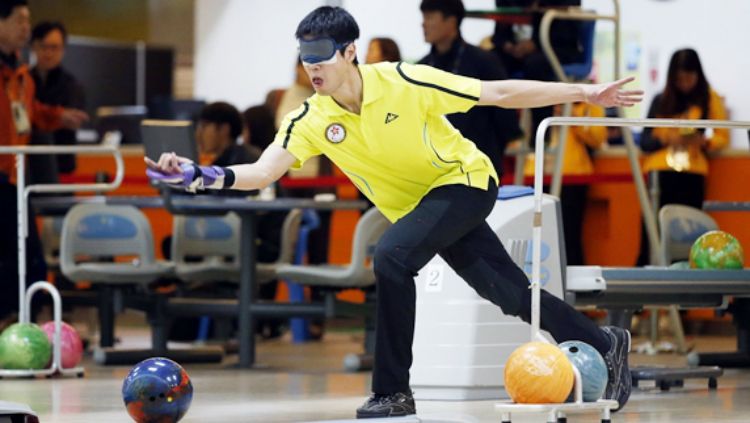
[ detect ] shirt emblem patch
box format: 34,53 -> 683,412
325,123 -> 346,143
385,112 -> 399,124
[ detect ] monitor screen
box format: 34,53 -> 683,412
141,120 -> 198,162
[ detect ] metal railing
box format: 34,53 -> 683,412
529,117 -> 750,338
0,145 -> 124,324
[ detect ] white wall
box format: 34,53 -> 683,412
195,0 -> 750,147
582,0 -> 750,147
194,0 -> 496,111
194,0 -> 318,110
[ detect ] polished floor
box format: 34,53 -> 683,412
0,319 -> 748,423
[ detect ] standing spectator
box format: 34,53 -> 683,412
30,21 -> 84,183
365,37 -> 401,64
0,0 -> 87,328
419,0 -> 522,177
636,48 -> 728,265
492,0 -> 582,141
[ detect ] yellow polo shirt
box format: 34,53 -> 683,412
272,62 -> 497,222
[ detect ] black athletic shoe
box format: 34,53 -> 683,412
602,326 -> 632,411
356,391 -> 416,419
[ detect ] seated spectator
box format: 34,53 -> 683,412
168,101 -> 287,340
419,0 -> 522,177
636,48 -> 728,265
197,101 -> 259,168
243,104 -> 276,152
365,37 -> 401,64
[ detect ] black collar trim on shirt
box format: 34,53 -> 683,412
282,100 -> 310,148
395,61 -> 478,102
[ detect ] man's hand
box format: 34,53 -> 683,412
682,131 -> 707,147
583,77 -> 643,108
511,39 -> 537,59
145,152 -> 194,174
60,108 -> 89,129
144,152 -> 197,190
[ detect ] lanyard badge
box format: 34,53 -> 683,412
11,101 -> 30,135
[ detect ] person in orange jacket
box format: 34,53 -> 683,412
0,0 -> 87,326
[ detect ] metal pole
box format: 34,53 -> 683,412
538,8 -> 618,198
16,153 -> 26,323
531,118 -> 552,340
238,212 -> 258,368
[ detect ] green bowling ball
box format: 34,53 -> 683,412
689,230 -> 744,270
0,323 -> 52,370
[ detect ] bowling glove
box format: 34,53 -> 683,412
146,163 -> 235,193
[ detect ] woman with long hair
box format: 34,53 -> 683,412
637,48 -> 729,265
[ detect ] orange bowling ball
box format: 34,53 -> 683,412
504,341 -> 575,403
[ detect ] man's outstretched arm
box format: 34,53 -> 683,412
478,76 -> 643,109
145,145 -> 297,192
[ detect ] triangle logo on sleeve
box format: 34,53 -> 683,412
385,112 -> 399,124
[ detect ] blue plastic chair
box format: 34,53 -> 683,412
561,20 -> 596,81
288,210 -> 321,343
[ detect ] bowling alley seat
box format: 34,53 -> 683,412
60,203 -> 173,346
40,217 -> 64,272
649,204 -> 719,353
171,209 -> 303,286
60,203 -> 222,365
275,207 -> 391,371
659,204 -> 718,265
276,207 -> 389,288
171,210 -> 303,343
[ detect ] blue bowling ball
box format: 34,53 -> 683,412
559,341 -> 608,402
122,357 -> 193,423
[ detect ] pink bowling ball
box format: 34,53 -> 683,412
41,321 -> 84,369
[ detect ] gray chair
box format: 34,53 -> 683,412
60,203 -> 221,364
171,212 -> 241,284
40,217 -> 64,270
171,209 -> 304,285
258,208 -> 304,282
276,207 -> 391,371
276,207 -> 390,288
660,204 -> 719,265
651,204 -> 719,353
60,203 -> 174,348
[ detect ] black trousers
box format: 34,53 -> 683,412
0,181 -> 48,321
371,179 -> 610,394
560,184 -> 589,266
636,171 -> 706,266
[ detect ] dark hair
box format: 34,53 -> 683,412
0,0 -> 27,19
243,105 -> 276,151
659,48 -> 710,118
296,6 -> 359,64
199,102 -> 244,139
420,0 -> 465,27
371,37 -> 402,62
31,21 -> 67,43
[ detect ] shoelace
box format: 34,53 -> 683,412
373,394 -> 404,405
